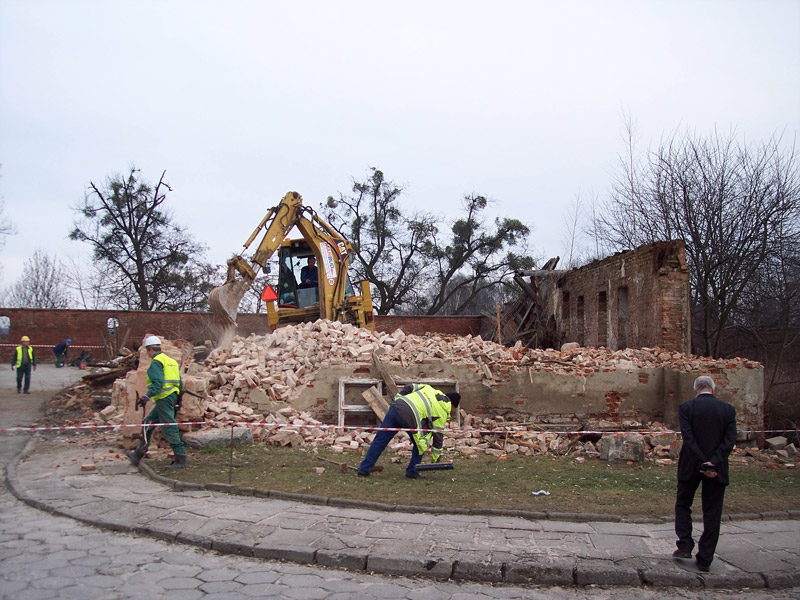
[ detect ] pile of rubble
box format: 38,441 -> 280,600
52,319 -> 791,468
194,320 -> 761,408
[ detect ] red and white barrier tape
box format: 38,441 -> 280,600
0,419 -> 795,436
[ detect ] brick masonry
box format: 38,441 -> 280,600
0,308 -> 485,362
553,240 -> 690,353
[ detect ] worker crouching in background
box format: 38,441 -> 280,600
357,384 -> 460,479
52,339 -> 71,367
125,336 -> 187,469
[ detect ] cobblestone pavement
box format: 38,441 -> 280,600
3,488 -> 799,600
2,365 -> 799,599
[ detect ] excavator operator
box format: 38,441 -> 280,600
299,256 -> 318,289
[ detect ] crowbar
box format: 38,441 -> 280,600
316,456 -> 383,473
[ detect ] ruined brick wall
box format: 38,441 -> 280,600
375,315 -> 484,337
554,241 -> 690,353
0,308 -> 484,361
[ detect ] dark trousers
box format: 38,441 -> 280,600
358,405 -> 422,476
15,365 -> 31,392
675,472 -> 727,565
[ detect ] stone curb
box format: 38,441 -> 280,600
138,457 -> 800,525
4,438 -> 796,590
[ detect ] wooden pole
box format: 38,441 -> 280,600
495,302 -> 502,344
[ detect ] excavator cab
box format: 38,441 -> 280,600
209,191 -> 374,338
267,238 -> 363,326
276,242 -> 320,309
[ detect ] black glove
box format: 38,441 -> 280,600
174,391 -> 184,414
137,395 -> 150,409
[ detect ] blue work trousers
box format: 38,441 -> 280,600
358,405 -> 422,476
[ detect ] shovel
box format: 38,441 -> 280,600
416,462 -> 454,471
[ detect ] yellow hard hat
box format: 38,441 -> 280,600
20,336 -> 30,342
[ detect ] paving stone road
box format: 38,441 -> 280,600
1,364 -> 799,599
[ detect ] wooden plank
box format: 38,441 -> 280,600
361,386 -> 389,421
371,350 -> 399,399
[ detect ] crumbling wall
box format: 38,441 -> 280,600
554,240 -> 690,353
183,321 -> 762,436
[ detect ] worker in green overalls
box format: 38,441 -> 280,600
125,335 -> 187,469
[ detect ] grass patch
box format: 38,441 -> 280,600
155,446 -> 799,518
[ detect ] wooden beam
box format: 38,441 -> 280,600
361,386 -> 389,421
371,350 -> 399,399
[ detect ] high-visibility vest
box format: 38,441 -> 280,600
13,346 -> 34,368
397,384 -> 452,455
147,353 -> 182,401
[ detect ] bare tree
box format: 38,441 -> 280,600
6,249 -> 71,308
0,200 -> 15,250
70,167 -> 214,311
596,126 -> 800,357
561,191 -> 599,269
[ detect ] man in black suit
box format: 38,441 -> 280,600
673,375 -> 737,571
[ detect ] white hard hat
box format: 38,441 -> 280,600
144,335 -> 162,347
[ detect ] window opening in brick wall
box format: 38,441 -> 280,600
617,286 -> 629,349
597,291 -> 608,347
577,296 -> 585,346
0,316 -> 9,335
561,292 -> 570,338
107,317 -> 119,334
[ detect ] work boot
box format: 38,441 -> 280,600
125,445 -> 147,466
165,454 -> 187,469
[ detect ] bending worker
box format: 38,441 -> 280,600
125,336 -> 187,469
357,384 -> 460,478
52,339 -> 71,367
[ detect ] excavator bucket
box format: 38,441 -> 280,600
209,278 -> 253,327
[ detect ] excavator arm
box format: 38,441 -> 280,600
209,191 -> 373,335
209,192 -> 304,327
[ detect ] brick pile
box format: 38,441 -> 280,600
56,319 -> 783,466
195,320 -> 761,410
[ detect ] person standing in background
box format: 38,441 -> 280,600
11,335 -> 36,394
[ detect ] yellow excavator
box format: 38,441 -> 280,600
209,191 -> 375,334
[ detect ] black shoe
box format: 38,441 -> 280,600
356,470 -> 370,477
16,389 -> 20,393
672,549 -> 692,559
125,446 -> 147,466
696,559 -> 711,572
165,454 -> 187,469
405,471 -> 422,479
23,391 -> 29,394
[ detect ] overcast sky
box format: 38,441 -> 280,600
1,1 -> 798,296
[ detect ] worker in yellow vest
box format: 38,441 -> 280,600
11,335 -> 36,394
125,336 -> 187,469
357,384 -> 460,478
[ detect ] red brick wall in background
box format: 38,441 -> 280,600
0,308 -> 488,362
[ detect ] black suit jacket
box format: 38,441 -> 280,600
677,393 -> 737,485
